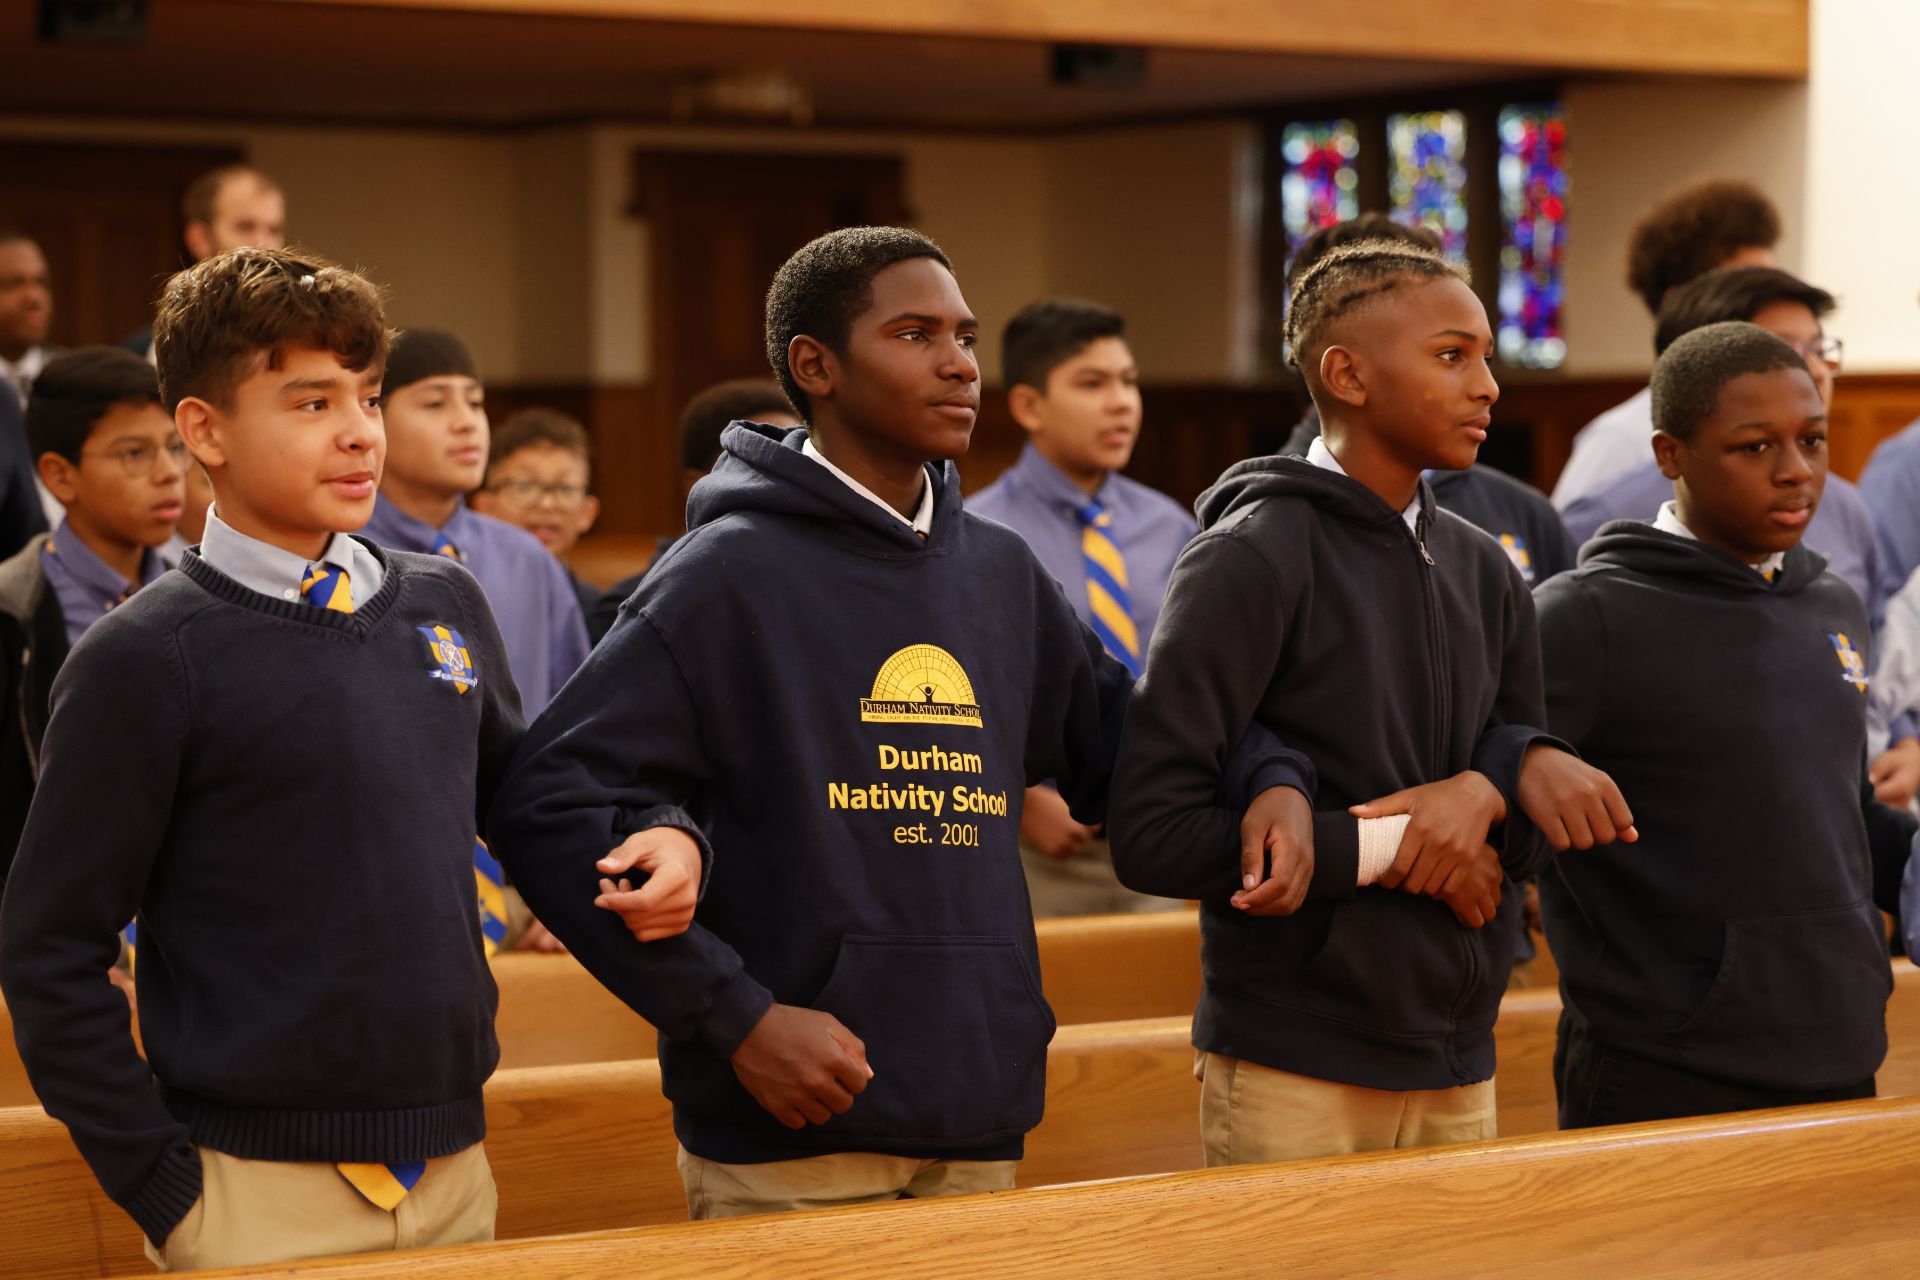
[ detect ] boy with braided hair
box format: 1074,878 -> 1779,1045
1110,239 -> 1633,1164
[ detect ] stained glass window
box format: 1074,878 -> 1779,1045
1280,119 -> 1360,251
1497,103 -> 1569,369
1387,110 -> 1468,262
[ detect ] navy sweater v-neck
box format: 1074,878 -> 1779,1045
0,543 -> 522,1245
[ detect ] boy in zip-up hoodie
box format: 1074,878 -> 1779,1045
1536,321 -> 1915,1128
1110,239 -> 1634,1165
490,228 -> 1232,1219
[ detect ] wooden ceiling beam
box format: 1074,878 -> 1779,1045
265,0 -> 1808,79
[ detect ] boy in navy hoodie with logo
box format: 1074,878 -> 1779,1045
1110,239 -> 1635,1165
490,228 -> 1233,1218
1535,321 -> 1915,1128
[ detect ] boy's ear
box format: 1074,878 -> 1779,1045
36,453 -> 79,506
1651,430 -> 1684,480
1317,345 -> 1367,408
787,335 -> 835,408
579,493 -> 601,534
175,397 -> 227,470
1006,383 -> 1047,434
183,221 -> 215,264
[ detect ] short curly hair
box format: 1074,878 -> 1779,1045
153,246 -> 388,411
1285,238 -> 1467,389
1651,320 -> 1811,443
1626,180 -> 1781,317
763,226 -> 952,423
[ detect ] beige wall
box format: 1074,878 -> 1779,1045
1557,79 -> 1809,377
1803,0 -> 1920,372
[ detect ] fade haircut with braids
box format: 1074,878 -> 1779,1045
1285,239 -> 1469,393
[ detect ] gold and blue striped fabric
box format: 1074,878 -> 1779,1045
300,563 -> 354,613
433,535 -> 460,560
120,921 -> 137,971
1075,499 -> 1142,678
475,838 -> 509,956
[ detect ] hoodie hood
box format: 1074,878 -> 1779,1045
1195,452 -> 1432,535
1579,518 -> 1827,596
687,422 -> 964,554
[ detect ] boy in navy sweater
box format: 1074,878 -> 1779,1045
1536,321 -> 1915,1128
1110,239 -> 1634,1165
0,249 -> 658,1271
491,227 -> 1210,1219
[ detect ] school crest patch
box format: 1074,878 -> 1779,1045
418,624 -> 478,694
1829,631 -> 1868,694
1497,533 -> 1536,584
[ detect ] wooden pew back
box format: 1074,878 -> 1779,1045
196,1096 -> 1920,1279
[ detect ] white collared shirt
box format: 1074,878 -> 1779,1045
198,506 -> 388,603
1306,435 -> 1424,535
802,436 -> 934,536
1653,501 -> 1787,580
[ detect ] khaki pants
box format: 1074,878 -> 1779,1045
1020,834 -> 1185,918
144,1144 -> 496,1273
676,1146 -> 1016,1220
1195,1051 -> 1496,1166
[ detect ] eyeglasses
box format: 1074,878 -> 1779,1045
487,479 -> 590,509
1782,336 -> 1844,369
83,438 -> 191,479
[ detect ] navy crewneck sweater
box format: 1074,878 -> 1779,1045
0,542 -> 523,1246
490,423 -> 1134,1165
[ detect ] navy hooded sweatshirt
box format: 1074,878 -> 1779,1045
1535,522 -> 1914,1091
488,424 -> 1135,1164
1108,454 -> 1561,1092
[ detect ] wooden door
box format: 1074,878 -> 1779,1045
610,149 -> 908,537
0,142 -> 244,349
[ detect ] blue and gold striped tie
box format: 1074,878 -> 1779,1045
433,535 -> 460,560
299,561 -> 428,1209
475,838 -> 509,956
1076,499 -> 1142,678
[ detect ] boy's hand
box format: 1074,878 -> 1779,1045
593,827 -> 702,941
1870,738 -> 1920,809
1022,784 -> 1096,860
1352,771 -> 1506,896
1434,844 -> 1504,928
1231,786 -> 1314,916
731,1004 -> 873,1129
1517,744 -> 1638,851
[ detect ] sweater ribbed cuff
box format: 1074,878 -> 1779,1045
125,1144 -> 203,1252
1308,813 -> 1360,900
696,967 -> 776,1060
629,804 -> 715,900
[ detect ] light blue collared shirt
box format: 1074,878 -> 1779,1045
197,505 -> 386,604
40,519 -> 169,648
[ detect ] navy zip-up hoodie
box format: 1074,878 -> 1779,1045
489,424 -> 1133,1164
1535,522 -> 1914,1090
1109,455 -> 1560,1091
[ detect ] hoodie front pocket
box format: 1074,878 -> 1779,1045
1672,902 -> 1891,1084
810,934 -> 1056,1148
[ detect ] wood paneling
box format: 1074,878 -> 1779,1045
272,0 -> 1809,78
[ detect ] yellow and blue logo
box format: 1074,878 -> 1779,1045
1497,533 -> 1535,584
418,624 -> 477,695
1829,632 -> 1869,693
860,644 -> 983,727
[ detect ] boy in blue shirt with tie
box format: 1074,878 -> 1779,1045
970,299 -> 1195,915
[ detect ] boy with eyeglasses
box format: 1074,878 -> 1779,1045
0,347 -> 184,881
471,407 -> 602,622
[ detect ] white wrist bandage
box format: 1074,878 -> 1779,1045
1357,814 -> 1411,886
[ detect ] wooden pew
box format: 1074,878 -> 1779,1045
197,1096 -> 1920,1279
10,961 -> 1913,1277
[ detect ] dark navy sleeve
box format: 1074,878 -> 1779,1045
1526,493 -> 1579,583
1863,772 -> 1918,916
0,383 -> 47,561
1469,560 -> 1567,884
487,606 -> 770,1058
1108,530 -> 1357,901
0,613 -> 201,1247
442,567 -> 526,830
1023,569 -> 1133,830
